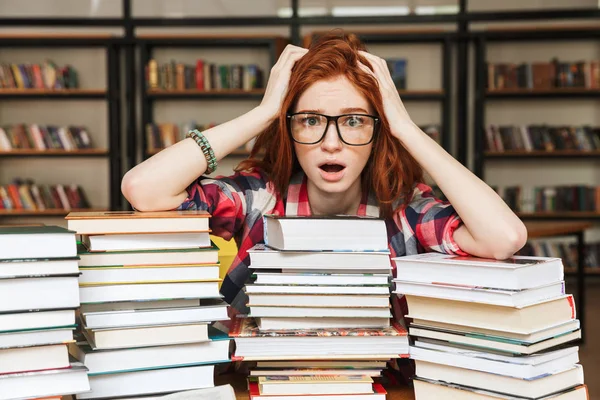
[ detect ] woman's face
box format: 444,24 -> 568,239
292,76 -> 374,195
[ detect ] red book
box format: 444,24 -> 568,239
196,60 -> 204,90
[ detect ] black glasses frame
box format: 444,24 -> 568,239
286,112 -> 380,146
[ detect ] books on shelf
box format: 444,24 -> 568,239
385,58 -> 407,90
229,215 -> 405,398
0,224 -> 90,398
0,60 -> 80,90
493,184 -> 600,214
484,124 -> 600,153
146,58 -> 264,91
66,210 -> 231,399
486,59 -> 600,90
518,239 -> 600,271
0,180 -> 91,211
0,124 -> 94,151
393,253 -> 584,400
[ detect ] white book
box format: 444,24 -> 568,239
0,226 -> 77,260
0,309 -> 76,333
79,281 -> 221,303
78,246 -> 219,267
264,215 -> 388,251
79,264 -> 220,285
66,210 -> 210,235
410,340 -> 579,380
114,385 -> 236,400
247,294 -> 390,308
82,302 -> 228,329
77,364 -> 215,399
258,376 -> 373,395
0,344 -> 70,374
254,273 -> 389,286
393,253 -> 563,290
82,232 -> 211,252
71,339 -> 230,375
415,361 -> 585,399
249,306 -> 391,319
248,244 -> 391,269
245,284 -> 390,295
80,298 -> 202,313
0,327 -> 74,349
0,277 -> 80,312
0,257 -> 79,278
0,363 -> 90,400
85,323 -> 209,350
256,317 -> 391,330
394,280 -> 565,307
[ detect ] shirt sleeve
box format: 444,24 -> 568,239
396,182 -> 467,255
176,170 -> 273,241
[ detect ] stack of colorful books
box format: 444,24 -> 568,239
230,215 -> 409,399
65,210 -> 231,399
393,253 -> 587,399
0,225 -> 90,399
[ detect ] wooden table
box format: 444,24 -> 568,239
524,221 -> 592,343
218,374 -> 415,400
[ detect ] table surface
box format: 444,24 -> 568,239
217,374 -> 415,400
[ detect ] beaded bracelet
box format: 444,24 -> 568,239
186,129 -> 217,174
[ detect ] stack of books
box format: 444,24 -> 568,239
393,253 -> 587,399
64,210 -> 231,399
230,215 -> 409,399
0,225 -> 90,399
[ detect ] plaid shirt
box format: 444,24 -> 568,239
178,168 -> 467,321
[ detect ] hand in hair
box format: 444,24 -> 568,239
357,50 -> 414,140
260,44 -> 308,122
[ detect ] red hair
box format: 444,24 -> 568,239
237,30 -> 423,218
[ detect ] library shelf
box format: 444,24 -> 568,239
0,208 -> 106,217
485,87 -> 600,99
0,89 -> 107,99
484,150 -> 600,159
0,149 -> 109,158
517,212 -> 600,220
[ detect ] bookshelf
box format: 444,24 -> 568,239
0,34 -> 122,220
137,34 -> 287,163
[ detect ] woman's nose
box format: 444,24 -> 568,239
320,120 -> 343,152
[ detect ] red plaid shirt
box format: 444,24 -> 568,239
178,168 -> 467,321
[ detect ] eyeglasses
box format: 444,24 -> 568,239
287,112 -> 379,146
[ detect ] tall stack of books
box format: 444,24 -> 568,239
230,215 -> 409,399
65,210 -> 231,399
392,253 -> 587,399
0,225 -> 90,399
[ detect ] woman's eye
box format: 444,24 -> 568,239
346,117 -> 363,127
302,117 -> 320,126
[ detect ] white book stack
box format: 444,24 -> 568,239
65,210 -> 231,399
0,225 -> 90,400
392,253 -> 587,399
231,215 -> 410,399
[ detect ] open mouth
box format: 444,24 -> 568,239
319,163 -> 346,173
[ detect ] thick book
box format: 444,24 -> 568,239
394,280 -> 565,307
77,364 -> 215,399
393,253 -> 563,290
264,215 -> 388,251
0,257 -> 80,279
409,323 -> 580,355
0,326 -> 75,349
248,244 -> 391,270
82,300 -> 228,329
253,273 -> 389,286
249,382 -> 387,399
0,309 -> 76,334
0,362 -> 90,400
415,360 -> 585,399
245,284 -> 390,296
257,375 -> 374,395
79,264 -> 220,286
77,242 -> 219,267
248,305 -> 392,319
247,294 -> 390,308
404,294 -> 576,334
70,331 -> 230,375
0,225 -> 77,260
256,317 -> 391,331
230,317 -> 408,360
0,276 -> 80,313
79,281 -> 221,304
413,377 -> 588,400
66,210 -> 210,234
0,343 -> 70,374
82,231 -> 211,252
409,339 -> 579,380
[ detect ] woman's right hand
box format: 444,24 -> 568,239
259,44 -> 308,121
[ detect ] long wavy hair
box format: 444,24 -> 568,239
237,30 -> 423,218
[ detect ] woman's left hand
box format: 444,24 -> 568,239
358,51 -> 415,140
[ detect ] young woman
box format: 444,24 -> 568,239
122,32 -> 527,317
